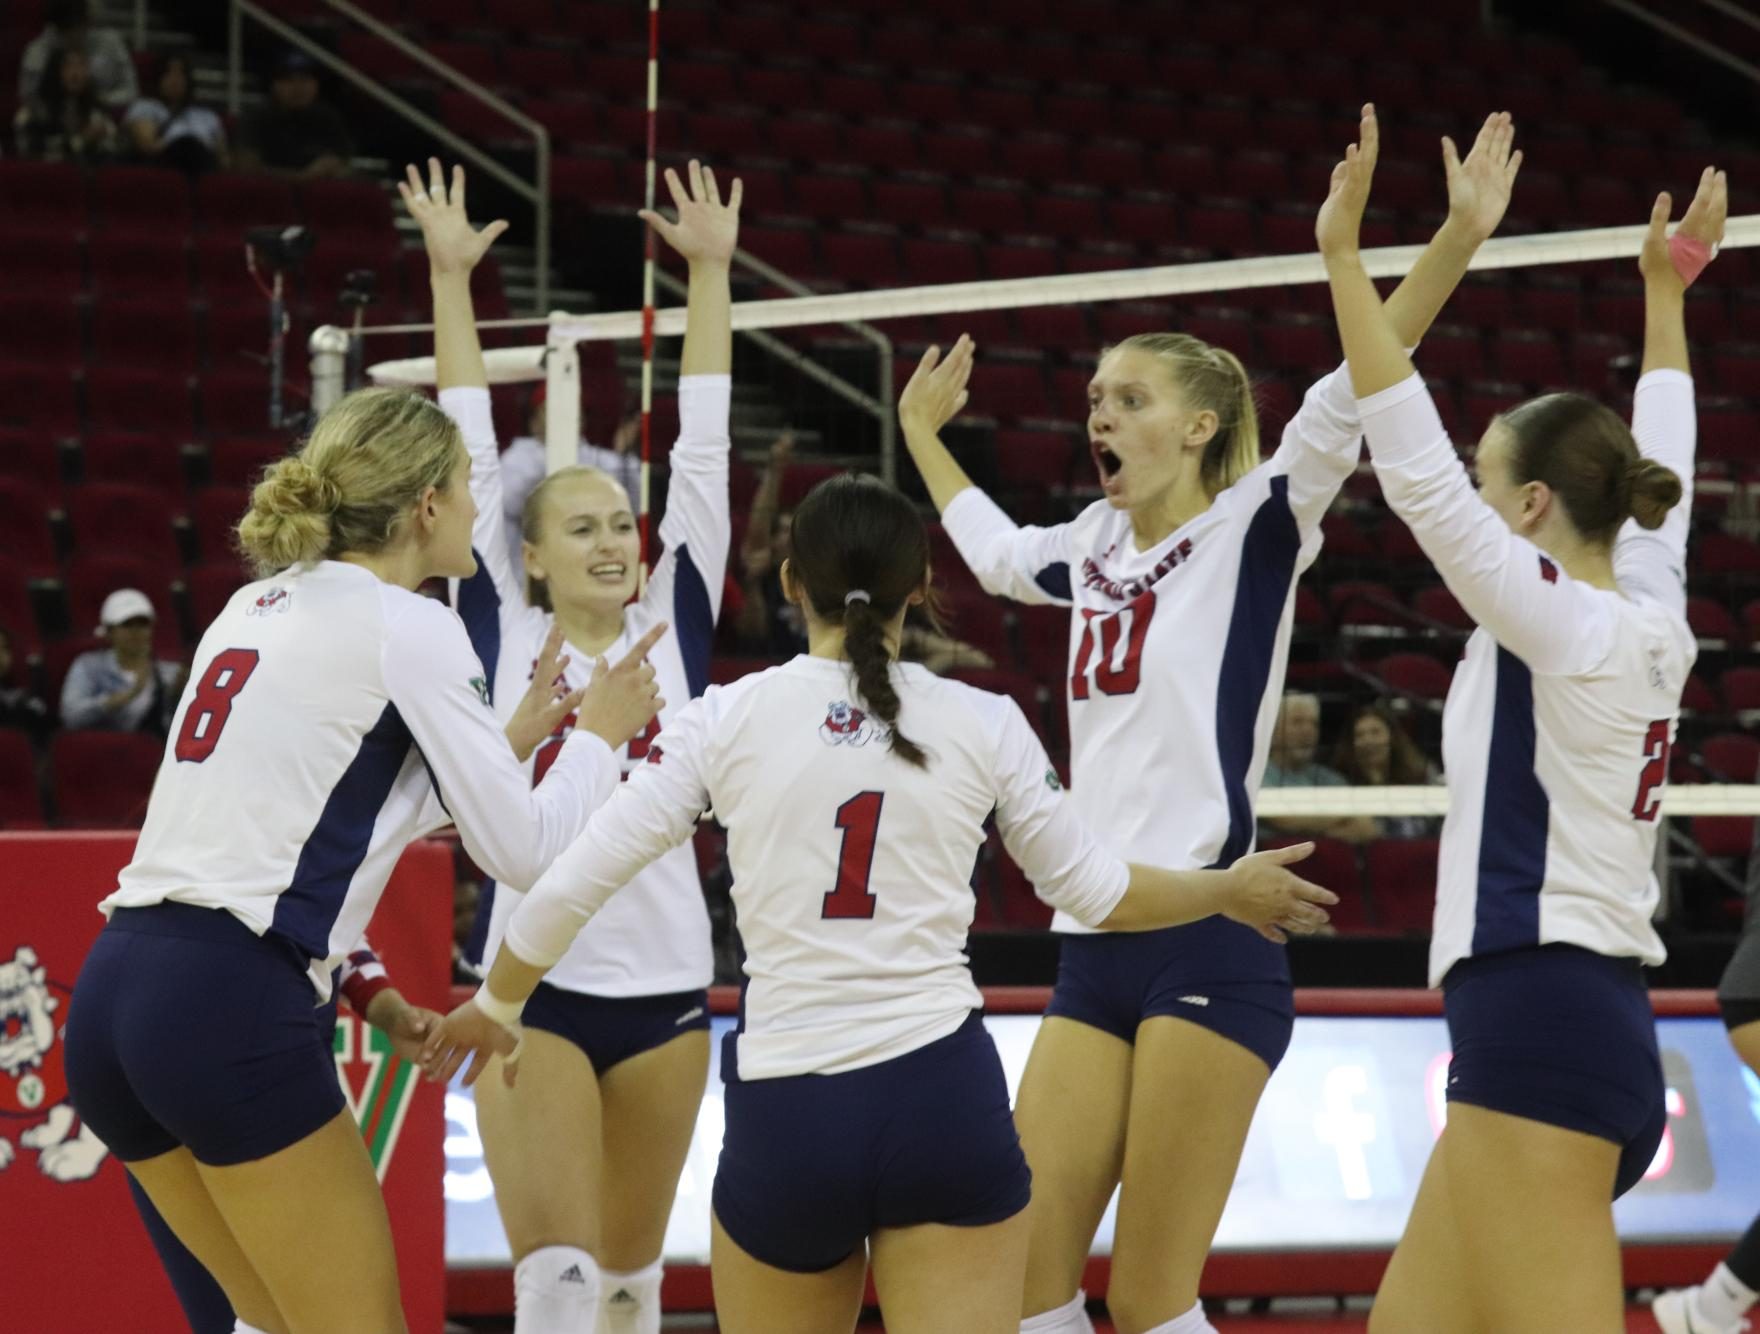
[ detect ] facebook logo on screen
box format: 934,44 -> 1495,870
1265,1047 -> 1406,1202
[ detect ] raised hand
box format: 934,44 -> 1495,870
640,160 -> 743,267
574,622 -> 668,749
1220,842 -> 1340,944
1641,166 -> 1728,289
899,335 -> 975,435
1316,103 -> 1380,258
398,159 -> 509,277
1444,111 -> 1523,243
503,623 -> 587,762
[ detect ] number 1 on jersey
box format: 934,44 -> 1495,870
823,791 -> 884,919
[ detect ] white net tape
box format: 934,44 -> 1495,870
366,215 -> 1760,385
1257,785 -> 1760,818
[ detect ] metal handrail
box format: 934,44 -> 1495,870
725,246 -> 897,485
226,0 -> 551,313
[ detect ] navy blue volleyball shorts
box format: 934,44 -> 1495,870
1044,916 -> 1296,1072
65,902 -> 344,1167
520,982 -> 711,1076
712,1011 -> 1031,1273
1443,943 -> 1665,1199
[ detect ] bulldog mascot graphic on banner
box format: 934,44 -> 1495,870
0,945 -> 107,1182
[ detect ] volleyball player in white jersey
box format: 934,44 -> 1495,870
423,471 -> 1337,1334
417,157 -> 737,1334
1317,107 -> 1725,1333
61,165 -> 665,1328
898,115 -> 1524,1334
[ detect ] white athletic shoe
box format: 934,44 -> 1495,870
1653,1286 -> 1752,1334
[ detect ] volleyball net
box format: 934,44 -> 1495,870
346,216 -> 1760,927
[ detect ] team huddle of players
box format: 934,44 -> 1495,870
56,101 -> 1756,1334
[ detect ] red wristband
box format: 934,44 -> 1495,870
1667,233 -> 1716,288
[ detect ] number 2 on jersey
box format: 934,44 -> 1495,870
174,648 -> 260,763
1071,592 -> 1156,700
1630,719 -> 1672,822
822,791 -> 884,919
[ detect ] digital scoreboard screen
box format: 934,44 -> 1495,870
443,1014 -> 1760,1266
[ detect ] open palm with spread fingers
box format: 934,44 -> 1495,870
1640,166 -> 1729,288
899,334 -> 975,434
1444,110 -> 1523,242
1316,103 -> 1380,257
398,158 -> 508,275
640,159 -> 743,265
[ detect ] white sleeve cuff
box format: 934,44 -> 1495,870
1357,374 -> 1448,468
1635,368 -> 1693,392
676,374 -> 732,446
438,386 -> 496,450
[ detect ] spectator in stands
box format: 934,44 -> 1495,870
501,385 -> 640,557
1262,690 -> 1379,843
0,627 -> 51,744
14,45 -> 120,163
124,52 -> 228,175
16,1 -> 138,113
59,589 -> 185,737
735,430 -> 809,656
235,50 -> 352,179
1333,702 -> 1441,838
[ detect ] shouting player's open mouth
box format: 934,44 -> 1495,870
588,561 -> 628,587
1091,439 -> 1124,497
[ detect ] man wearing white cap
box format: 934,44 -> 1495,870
59,589 -> 186,736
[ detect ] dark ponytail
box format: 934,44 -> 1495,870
788,474 -> 932,769
1500,392 -> 1683,544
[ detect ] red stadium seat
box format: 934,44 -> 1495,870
821,232 -> 900,289
59,557 -> 179,642
199,372 -> 274,438
935,590 -> 1011,664
1720,667 -> 1760,714
1412,585 -> 1473,631
502,47 -> 579,87
80,432 -> 189,494
1490,330 -> 1568,389
1365,838 -> 1439,932
51,730 -> 166,828
1320,513 -> 1375,560
870,179 -> 948,232
970,362 -> 1052,421
206,435 -> 291,489
63,483 -> 183,563
196,173 -> 299,234
920,130 -> 994,178
1702,732 -> 1760,783
1330,580 -> 1416,631
0,161 -> 87,230
0,293 -> 84,369
1681,672 -> 1720,715
1293,585 -> 1327,633
92,299 -> 199,373
189,488 -> 252,564
0,226 -> 84,297
91,167 -> 193,234
89,231 -> 191,300
0,478 -> 61,576
987,241 -> 1059,281
184,561 -> 251,635
1258,317 -> 1333,374
86,366 -> 196,437
1695,816 -> 1756,860
1374,652 -> 1453,703
735,224 -> 816,276
0,362 -> 80,435
1697,533 -> 1760,578
1687,595 -> 1741,647
0,727 -> 45,826
1417,327 -> 1485,382
994,427 -> 1082,492
902,236 -> 982,286
1264,836 -> 1369,930
1014,305 -> 1091,347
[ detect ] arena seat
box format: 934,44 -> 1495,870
51,730 -> 166,827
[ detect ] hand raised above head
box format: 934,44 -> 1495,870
398,159 -> 508,276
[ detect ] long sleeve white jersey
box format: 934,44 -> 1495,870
1360,371 -> 1695,986
446,378 -> 730,996
942,365 -> 1363,933
505,655 -> 1130,1080
101,561 -> 622,999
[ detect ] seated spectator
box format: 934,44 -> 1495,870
59,589 -> 185,737
502,384 -> 640,558
1334,702 -> 1442,839
17,0 -> 138,113
1262,691 -> 1379,844
235,50 -> 352,179
735,431 -> 808,657
0,627 -> 51,743
124,52 -> 228,175
15,45 -> 119,163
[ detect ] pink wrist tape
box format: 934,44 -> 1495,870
1668,233 -> 1717,287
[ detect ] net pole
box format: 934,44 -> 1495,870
638,0 -> 660,594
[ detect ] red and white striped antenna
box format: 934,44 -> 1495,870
638,0 -> 661,591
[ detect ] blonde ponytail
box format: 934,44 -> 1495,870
236,388 -> 463,577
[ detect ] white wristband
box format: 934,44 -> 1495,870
471,982 -> 525,1028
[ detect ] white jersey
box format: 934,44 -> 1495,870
446,379 -> 730,996
103,561 -> 621,999
505,656 -> 1130,1080
1360,371 -> 1695,986
943,365 -> 1362,933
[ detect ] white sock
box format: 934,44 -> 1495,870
1021,1289 -> 1095,1333
1138,1301 -> 1218,1334
514,1244 -> 600,1334
599,1261 -> 663,1334
1699,1261 -> 1760,1328
233,1323 -> 273,1334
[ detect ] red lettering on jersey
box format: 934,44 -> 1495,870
1070,591 -> 1156,700
530,711 -> 577,785
1631,718 -> 1671,822
174,648 -> 261,763
1539,555 -> 1559,584
822,791 -> 884,919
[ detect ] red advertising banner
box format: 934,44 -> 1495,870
0,832 -> 452,1333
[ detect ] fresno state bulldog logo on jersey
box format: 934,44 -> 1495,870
0,946 -> 107,1183
818,700 -> 887,747
247,586 -> 291,616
